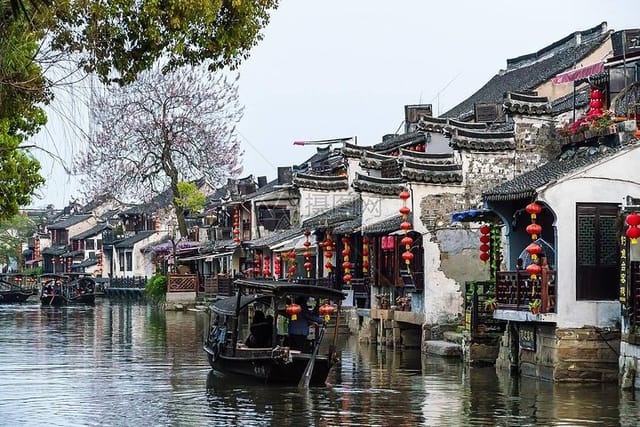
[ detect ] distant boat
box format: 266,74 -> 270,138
203,279 -> 345,386
40,274 -> 96,306
0,279 -> 34,303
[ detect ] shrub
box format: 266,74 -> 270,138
145,274 -> 167,304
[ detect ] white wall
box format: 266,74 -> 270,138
540,146 -> 640,328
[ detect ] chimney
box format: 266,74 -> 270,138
257,176 -> 267,188
277,167 -> 293,185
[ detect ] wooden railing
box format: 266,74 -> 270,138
495,268 -> 556,313
167,274 -> 198,292
202,275 -> 235,297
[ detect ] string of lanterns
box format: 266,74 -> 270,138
303,230 -> 312,278
479,224 -> 491,263
626,212 -> 640,244
399,189 -> 413,271
525,201 -> 543,280
362,236 -> 370,275
232,207 -> 240,244
342,236 -> 352,286
288,249 -> 296,280
274,256 -> 281,278
324,231 -> 334,274
263,255 -> 271,277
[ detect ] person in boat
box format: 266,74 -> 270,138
287,296 -> 324,352
247,310 -> 272,348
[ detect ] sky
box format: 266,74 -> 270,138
28,0 -> 640,209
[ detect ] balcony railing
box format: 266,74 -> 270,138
496,268 -> 556,313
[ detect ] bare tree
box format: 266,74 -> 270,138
73,65 -> 243,237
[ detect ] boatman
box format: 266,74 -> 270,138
287,296 -> 324,352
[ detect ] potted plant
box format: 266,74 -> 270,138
396,295 -> 412,311
484,297 -> 498,312
529,299 -> 541,315
375,293 -> 390,309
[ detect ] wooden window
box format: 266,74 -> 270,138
576,203 -> 619,300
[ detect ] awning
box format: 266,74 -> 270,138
210,251 -> 235,259
270,234 -> 317,252
450,209 -> 497,223
551,61 -> 605,84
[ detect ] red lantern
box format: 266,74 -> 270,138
526,223 -> 542,240
402,251 -> 414,262
399,191 -> 410,200
400,221 -> 412,231
363,236 -> 369,244
319,304 -> 335,322
401,236 -> 413,247
525,243 -> 542,256
325,262 -> 333,269
343,273 -> 352,283
288,250 -> 296,261
303,230 -> 311,237
626,213 -> 640,227
399,206 -> 411,216
362,249 -> 369,256
479,244 -> 490,253
480,225 -> 491,235
526,263 -> 542,279
525,202 -> 542,220
362,260 -> 370,269
304,261 -> 313,270
626,225 -> 640,244
286,304 -> 302,321
480,235 -> 490,244
479,252 -> 490,262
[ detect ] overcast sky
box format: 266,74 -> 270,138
29,0 -> 640,209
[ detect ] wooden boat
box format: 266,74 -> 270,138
0,279 -> 34,303
40,273 -> 96,306
203,279 -> 345,386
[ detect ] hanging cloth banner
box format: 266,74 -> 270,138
551,61 -> 605,84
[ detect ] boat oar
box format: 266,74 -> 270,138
298,321 -> 327,389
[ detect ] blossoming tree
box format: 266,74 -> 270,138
73,66 -> 243,237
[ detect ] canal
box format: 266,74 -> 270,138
0,300 -> 638,426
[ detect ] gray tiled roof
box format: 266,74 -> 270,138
114,231 -> 156,248
70,223 -> 111,240
47,215 -> 93,230
484,137 -> 640,202
303,198 -> 362,229
442,23 -> 609,120
353,174 -> 406,196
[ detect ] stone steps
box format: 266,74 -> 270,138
425,340 -> 462,358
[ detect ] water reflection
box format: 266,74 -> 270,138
0,300 -> 638,426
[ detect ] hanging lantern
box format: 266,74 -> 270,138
479,224 -> 491,235
286,304 -> 302,321
480,235 -> 490,244
319,304 -> 335,322
399,189 -> 413,271
526,223 -> 542,240
627,224 -> 640,245
525,202 -> 542,220
526,263 -> 542,279
479,252 -> 490,262
626,212 -> 640,227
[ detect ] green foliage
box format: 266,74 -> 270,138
47,0 -> 279,84
0,6 -> 49,219
175,181 -> 206,215
0,212 -> 35,263
145,274 -> 167,304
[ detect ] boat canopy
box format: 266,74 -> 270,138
211,294 -> 270,316
234,279 -> 346,300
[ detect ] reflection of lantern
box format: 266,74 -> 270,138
626,213 -> 640,244
286,304 -> 301,321
319,304 -> 335,322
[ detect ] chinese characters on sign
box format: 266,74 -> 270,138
519,324 -> 536,351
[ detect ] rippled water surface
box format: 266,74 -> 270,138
1,299 -> 639,426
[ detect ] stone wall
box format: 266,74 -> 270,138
496,322 -> 621,383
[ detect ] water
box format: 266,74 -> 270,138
0,299 -> 638,426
